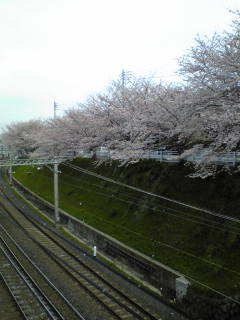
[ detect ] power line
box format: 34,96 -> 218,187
61,171 -> 240,235
59,163 -> 240,304
60,180 -> 240,303
63,162 -> 240,225
64,179 -> 240,277
61,165 -> 240,273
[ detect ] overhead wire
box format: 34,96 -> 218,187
61,180 -> 240,278
61,175 -> 240,235
63,162 -> 240,224
62,163 -> 240,234
3,182 -> 240,307
60,181 -> 240,305
61,164 -> 240,273
59,163 -> 240,304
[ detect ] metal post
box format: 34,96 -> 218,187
54,162 -> 60,223
54,101 -> 58,119
53,101 -> 60,224
233,151 -> 236,166
93,246 -> 97,257
9,152 -> 13,185
9,166 -> 13,185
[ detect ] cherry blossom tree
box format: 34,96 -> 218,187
2,11 -> 240,178
73,75 -> 185,163
1,120 -> 43,156
178,11 -> 240,152
176,11 -> 240,177
30,118 -> 71,157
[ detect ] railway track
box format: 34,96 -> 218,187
0,275 -> 24,320
0,191 -> 164,320
0,230 -> 64,320
0,168 -> 191,320
0,217 -> 86,320
16,216 -> 162,319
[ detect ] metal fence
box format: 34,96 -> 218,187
141,151 -> 179,162
79,150 -> 240,165
184,151 -> 240,165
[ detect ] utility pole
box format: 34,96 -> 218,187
54,159 -> 60,223
9,152 -> 13,185
120,69 -> 132,108
121,70 -> 126,108
121,69 -> 125,89
53,101 -> 60,224
9,165 -> 13,185
54,101 -> 58,119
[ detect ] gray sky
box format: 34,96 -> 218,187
0,0 -> 239,130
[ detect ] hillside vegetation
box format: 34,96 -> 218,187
14,158 -> 240,295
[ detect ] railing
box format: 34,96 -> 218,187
141,151 -> 179,162
184,151 -> 240,165
79,150 -> 240,165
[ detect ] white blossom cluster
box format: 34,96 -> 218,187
2,11 -> 240,178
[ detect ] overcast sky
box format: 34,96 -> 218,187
0,0 -> 239,130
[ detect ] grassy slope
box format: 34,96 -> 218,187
14,159 -> 240,294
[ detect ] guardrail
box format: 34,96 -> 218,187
0,149 -> 239,165
184,151 -> 240,165
141,151 -> 179,162
79,150 -> 240,165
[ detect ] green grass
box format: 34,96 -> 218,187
13,159 -> 240,296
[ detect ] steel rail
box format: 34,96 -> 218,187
1,203 -> 159,320
0,173 -> 192,320
35,227 -> 162,320
0,220 -> 87,320
0,272 -> 28,320
0,188 -> 191,320
0,233 -> 64,320
41,242 -> 157,320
